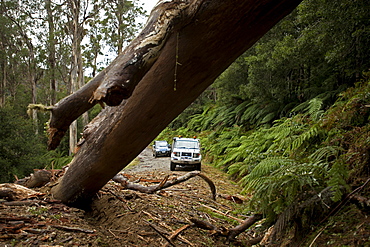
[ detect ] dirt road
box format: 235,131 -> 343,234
123,147 -> 171,173
1,147 -> 248,247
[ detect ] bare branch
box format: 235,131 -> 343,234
112,171 -> 216,200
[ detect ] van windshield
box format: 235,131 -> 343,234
156,142 -> 168,147
174,140 -> 199,149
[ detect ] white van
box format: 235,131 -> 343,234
170,137 -> 201,171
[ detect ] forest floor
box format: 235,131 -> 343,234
0,148 -> 255,247
1,147 -> 370,246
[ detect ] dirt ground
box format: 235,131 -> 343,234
0,148 -> 256,246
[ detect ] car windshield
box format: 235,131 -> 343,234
175,140 -> 199,149
157,142 -> 168,147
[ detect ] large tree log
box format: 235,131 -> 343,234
51,0 -> 303,206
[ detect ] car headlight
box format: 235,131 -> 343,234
193,153 -> 200,158
173,152 -> 180,156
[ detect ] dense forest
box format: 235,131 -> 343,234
1,0 -> 370,244
0,0 -> 146,182
156,0 -> 370,244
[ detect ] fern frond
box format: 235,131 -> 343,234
291,97 -> 324,121
327,161 -> 349,202
309,145 -> 342,163
242,157 -> 291,185
286,125 -> 321,153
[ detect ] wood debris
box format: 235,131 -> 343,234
0,183 -> 44,201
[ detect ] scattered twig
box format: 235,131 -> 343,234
219,194 -> 244,204
158,221 -> 194,246
0,216 -> 34,223
227,214 -> 263,241
189,214 -> 263,243
51,225 -> 95,234
24,228 -> 49,234
169,224 -> 191,241
157,175 -> 170,190
163,224 -> 192,247
309,178 -> 370,247
320,177 -> 370,225
1,200 -> 46,206
143,220 -> 175,247
199,203 -> 244,223
58,236 -> 74,244
108,229 -> 124,239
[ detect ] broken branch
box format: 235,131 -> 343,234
51,225 -> 95,234
190,213 -> 264,243
227,214 -> 263,241
144,220 -> 175,247
112,171 -> 217,200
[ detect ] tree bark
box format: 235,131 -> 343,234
46,0 -> 57,105
0,49 -> 6,107
112,171 -> 216,199
50,0 -> 303,206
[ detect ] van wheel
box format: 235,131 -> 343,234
170,162 -> 176,171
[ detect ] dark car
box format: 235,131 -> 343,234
152,140 -> 171,157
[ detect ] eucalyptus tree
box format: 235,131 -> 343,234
45,0 -> 58,105
0,1 -> 15,107
63,0 -> 102,154
100,0 -> 145,55
0,0 -> 46,133
84,0 -> 146,77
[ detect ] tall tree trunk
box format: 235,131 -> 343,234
46,0 -> 57,105
69,0 -> 83,155
69,39 -> 78,154
27,40 -> 38,134
79,55 -> 89,126
0,51 -> 5,107
50,0 -> 303,206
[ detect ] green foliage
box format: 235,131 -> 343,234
43,150 -> 73,170
176,0 -> 370,133
0,105 -> 48,183
327,160 -> 349,202
241,157 -> 327,217
155,127 -> 199,146
197,82 -> 370,224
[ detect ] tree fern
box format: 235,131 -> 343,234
240,103 -> 261,125
187,113 -> 205,131
292,97 -> 324,121
241,157 -> 328,217
219,128 -> 275,174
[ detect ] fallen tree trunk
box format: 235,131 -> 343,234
51,0 -> 303,206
